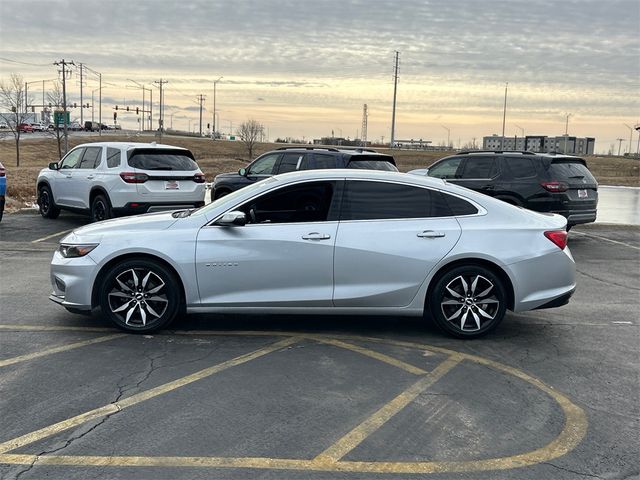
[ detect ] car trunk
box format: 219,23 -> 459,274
547,158 -> 598,210
346,154 -> 398,171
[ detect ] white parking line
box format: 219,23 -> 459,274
31,228 -> 74,243
571,231 -> 640,250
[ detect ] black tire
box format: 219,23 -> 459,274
98,259 -> 181,333
38,185 -> 60,219
212,188 -> 230,201
428,265 -> 507,339
90,194 -> 113,222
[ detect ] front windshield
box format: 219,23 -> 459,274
190,176 -> 280,217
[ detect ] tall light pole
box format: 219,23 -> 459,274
441,125 -> 450,149
212,76 -> 222,139
564,113 -> 572,153
500,82 -> 508,150
83,66 -> 102,137
514,124 -> 524,150
390,51 -> 399,149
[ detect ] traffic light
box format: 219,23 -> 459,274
73,103 -> 77,108
86,103 -> 90,108
207,123 -> 210,129
31,106 -> 35,112
115,105 -> 118,110
136,107 -> 139,115
114,112 -> 117,121
126,106 -> 129,112
11,106 -> 16,112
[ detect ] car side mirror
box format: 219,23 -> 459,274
238,167 -> 247,177
48,162 -> 60,170
216,211 -> 247,226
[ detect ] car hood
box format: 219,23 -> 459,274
62,212 -> 179,243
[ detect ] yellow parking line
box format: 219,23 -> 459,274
314,354 -> 463,464
0,336 -> 299,455
0,334 -> 126,368
314,337 -> 428,375
31,228 -> 74,243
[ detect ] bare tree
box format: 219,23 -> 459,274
237,119 -> 264,160
47,81 -> 65,160
0,73 -> 32,167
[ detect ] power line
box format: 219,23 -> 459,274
0,56 -> 51,67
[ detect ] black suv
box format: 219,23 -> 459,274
415,151 -> 598,228
211,146 -> 397,200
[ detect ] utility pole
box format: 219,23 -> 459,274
616,138 -> 625,156
501,82 -> 508,150
212,76 -> 222,138
197,94 -> 206,136
54,59 -> 75,153
361,104 -> 368,147
441,125 -> 450,149
153,79 -> 168,138
78,63 -> 84,126
390,51 -> 399,149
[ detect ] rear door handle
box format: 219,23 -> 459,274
302,232 -> 331,240
86,175 -> 95,180
417,231 -> 445,238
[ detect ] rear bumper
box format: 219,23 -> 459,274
533,288 -> 575,310
113,201 -> 205,216
564,211 -> 597,226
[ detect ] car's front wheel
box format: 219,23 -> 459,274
38,185 -> 60,219
98,259 -> 181,333
428,265 -> 507,339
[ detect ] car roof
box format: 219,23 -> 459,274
272,168 -> 447,187
271,146 -> 392,157
69,142 -> 189,151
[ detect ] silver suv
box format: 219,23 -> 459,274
37,142 -> 206,221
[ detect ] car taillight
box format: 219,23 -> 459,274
541,181 -> 568,192
193,173 -> 206,183
544,230 -> 568,250
119,172 -> 148,183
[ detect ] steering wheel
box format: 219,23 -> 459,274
249,207 -> 257,224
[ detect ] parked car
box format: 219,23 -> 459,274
37,142 -> 206,222
30,122 -> 46,132
84,121 -> 101,132
18,123 -> 33,133
409,151 -> 598,229
0,121 -> 8,129
210,146 -> 397,201
69,122 -> 83,131
0,161 -> 5,221
50,169 -> 575,338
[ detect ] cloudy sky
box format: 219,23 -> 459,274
1,0 -> 638,152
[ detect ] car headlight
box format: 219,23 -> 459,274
59,243 -> 99,258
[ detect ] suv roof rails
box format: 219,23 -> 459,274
456,150 -> 537,155
276,146 -> 340,152
338,147 -> 378,153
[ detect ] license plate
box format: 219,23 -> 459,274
578,189 -> 587,198
165,180 -> 180,190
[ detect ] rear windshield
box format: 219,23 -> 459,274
548,160 -> 596,184
128,149 -> 197,171
347,155 -> 398,172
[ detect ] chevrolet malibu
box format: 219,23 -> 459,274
50,170 -> 575,338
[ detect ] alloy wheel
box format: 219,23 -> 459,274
440,274 -> 500,332
107,268 -> 169,327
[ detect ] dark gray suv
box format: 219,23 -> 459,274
410,151 -> 598,229
211,147 -> 397,201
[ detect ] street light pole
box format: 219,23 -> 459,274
623,124 -> 633,155
564,113 -> 572,154
212,76 -> 222,138
441,125 -> 450,149
501,82 -> 508,150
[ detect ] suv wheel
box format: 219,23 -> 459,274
428,265 -> 507,339
38,185 -> 60,219
91,194 -> 112,222
98,259 -> 181,333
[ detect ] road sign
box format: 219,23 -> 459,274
54,111 -> 70,125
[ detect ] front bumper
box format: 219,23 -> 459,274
50,250 -> 98,312
49,293 -> 92,313
112,201 -> 205,216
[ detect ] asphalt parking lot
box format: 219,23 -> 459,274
0,211 -> 638,480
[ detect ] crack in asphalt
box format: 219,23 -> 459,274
577,269 -> 640,292
543,461 -> 605,479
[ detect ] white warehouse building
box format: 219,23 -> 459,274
483,135 -> 595,155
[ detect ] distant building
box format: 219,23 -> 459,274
483,134 -> 595,155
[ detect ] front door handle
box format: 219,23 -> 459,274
65,174 -> 72,179
302,232 -> 331,240
417,231 -> 445,239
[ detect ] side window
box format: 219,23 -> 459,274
59,148 -> 85,169
106,147 -> 121,168
78,147 -> 102,169
241,181 -> 336,224
428,158 -> 463,179
277,153 -> 303,174
310,153 -> 338,169
441,193 -> 479,216
506,157 -> 536,179
248,153 -> 280,175
460,157 -> 497,179
341,181 -> 451,221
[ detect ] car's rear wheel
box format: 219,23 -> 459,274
91,194 -> 112,222
428,265 -> 507,339
38,185 -> 60,219
98,259 -> 181,333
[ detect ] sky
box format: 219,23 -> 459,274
0,0 -> 638,153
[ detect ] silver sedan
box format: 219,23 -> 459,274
50,169 -> 575,338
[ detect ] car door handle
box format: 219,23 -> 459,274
86,174 -> 95,180
302,232 -> 331,240
65,174 -> 72,178
417,231 -> 446,238
481,185 -> 494,191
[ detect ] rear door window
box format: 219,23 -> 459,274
128,149 -> 198,171
460,156 -> 497,179
340,181 -> 452,220
277,153 -> 303,174
505,157 -> 537,179
78,147 -> 102,169
106,147 -> 121,168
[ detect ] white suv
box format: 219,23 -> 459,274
37,142 -> 206,221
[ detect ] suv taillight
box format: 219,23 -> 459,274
541,181 -> 568,192
544,230 -> 568,250
119,172 -> 148,183
193,173 -> 206,183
